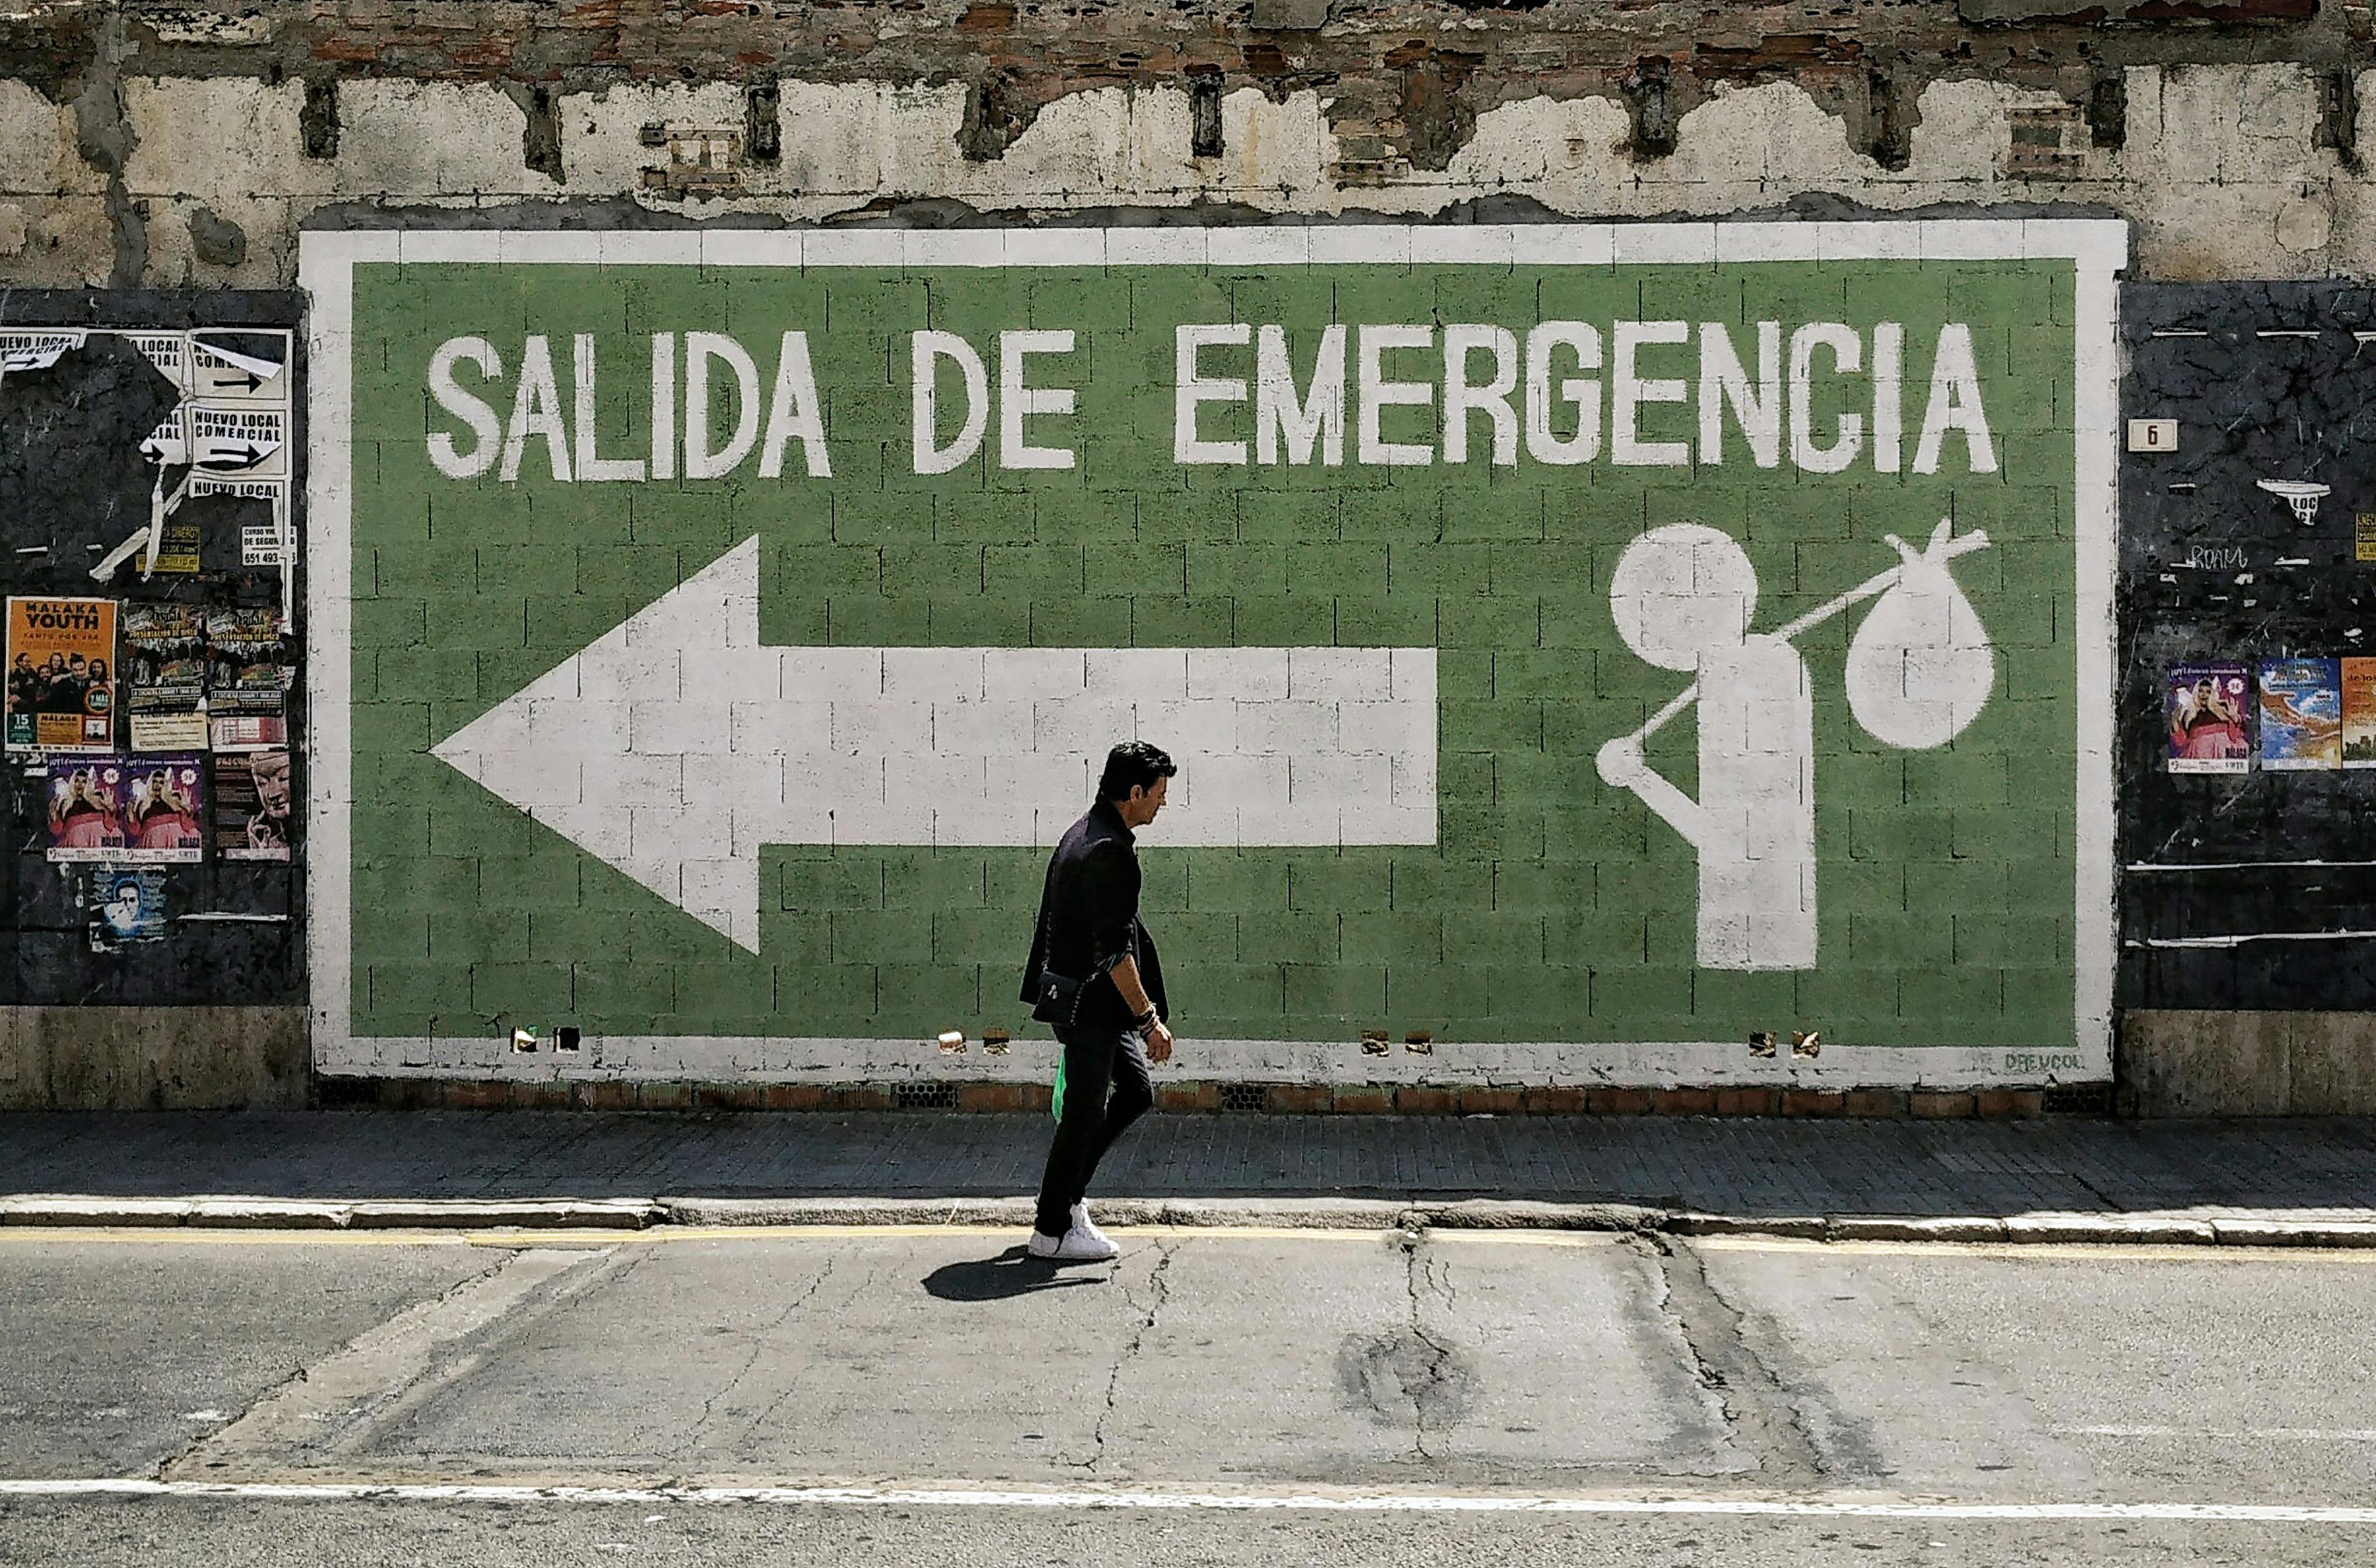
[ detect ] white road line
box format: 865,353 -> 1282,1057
2058,1426 -> 2376,1443
3,1479 -> 2374,1524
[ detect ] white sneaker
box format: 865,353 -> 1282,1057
1070,1203 -> 1113,1249
1027,1223 -> 1119,1262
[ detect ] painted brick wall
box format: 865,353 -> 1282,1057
313,222 -> 2114,1089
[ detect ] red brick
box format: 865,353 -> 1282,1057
1649,1087 -> 1716,1115
1781,1088 -> 1847,1118
958,1083 -> 1031,1113
1265,1083 -> 1331,1113
1522,1086 -> 1588,1114
1975,1089 -> 2044,1119
1395,1086 -> 1458,1114
695,1083 -> 767,1111
764,1083 -> 827,1111
830,1085 -> 895,1111
1714,1086 -> 1781,1116
1909,1089 -> 1977,1120
1458,1086 -> 1522,1115
375,1078 -> 433,1109
1157,1081 -> 1219,1112
1587,1086 -> 1654,1115
442,1079 -> 507,1109
1017,1082 -> 1053,1113
1843,1087 -> 1908,1118
1331,1086 -> 1395,1114
509,1080 -> 573,1110
582,1079 -> 639,1111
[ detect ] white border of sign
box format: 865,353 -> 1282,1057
300,220 -> 2125,1089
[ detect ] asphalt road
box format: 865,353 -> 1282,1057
2,1224 -> 2373,1565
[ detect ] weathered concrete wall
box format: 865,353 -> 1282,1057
3,2 -> 2373,1112
0,1004 -> 308,1109
0,3 -> 2371,287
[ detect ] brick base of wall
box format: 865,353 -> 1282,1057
319,1078 -> 2082,1118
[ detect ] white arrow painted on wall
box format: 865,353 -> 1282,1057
430,536 -> 1438,952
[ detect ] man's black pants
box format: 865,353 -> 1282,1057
1033,1026 -> 1155,1237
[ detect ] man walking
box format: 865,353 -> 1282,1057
1021,741 -> 1177,1262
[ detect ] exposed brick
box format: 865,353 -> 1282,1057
582,1079 -> 639,1111
1649,1087 -> 1716,1115
1157,1080 -> 1220,1112
442,1079 -> 507,1109
959,1082 -> 1031,1112
831,1085 -> 896,1111
509,1080 -> 573,1109
1975,1088 -> 2045,1118
1395,1086 -> 1458,1115
1909,1089 -> 1978,1120
694,1083 -> 767,1111
764,1083 -> 828,1111
1715,1086 -> 1782,1116
1265,1083 -> 1331,1113
1331,1085 -> 1395,1113
1587,1087 -> 1654,1115
1844,1087 -> 1910,1118
1458,1086 -> 1522,1115
1522,1086 -> 1588,1115
1781,1088 -> 1848,1118
635,1081 -> 692,1110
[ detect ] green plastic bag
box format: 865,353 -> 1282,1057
1050,1056 -> 1066,1122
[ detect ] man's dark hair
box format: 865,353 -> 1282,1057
1098,740 -> 1176,802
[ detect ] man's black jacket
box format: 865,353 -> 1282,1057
1019,798 -> 1168,1033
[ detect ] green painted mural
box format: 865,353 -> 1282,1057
305,223 -> 2121,1087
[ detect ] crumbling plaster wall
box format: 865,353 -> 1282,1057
0,3 -> 2370,287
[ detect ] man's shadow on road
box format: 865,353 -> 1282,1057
922,1245 -> 1105,1301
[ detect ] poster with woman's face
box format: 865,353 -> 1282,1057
214,749 -> 291,862
43,758 -> 126,861
119,754 -> 206,863
2166,661 -> 2250,775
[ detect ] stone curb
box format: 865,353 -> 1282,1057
0,1196 -> 658,1230
6,1193 -> 2376,1245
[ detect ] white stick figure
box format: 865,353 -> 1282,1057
1596,520 -> 1991,972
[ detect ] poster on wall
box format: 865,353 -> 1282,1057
43,757 -> 128,861
214,749 -> 292,862
87,866 -> 168,951
119,754 -> 206,863
205,608 -> 288,717
2257,657 -> 2342,771
122,603 -> 208,750
5,597 -> 117,754
2342,658 -> 2376,769
2166,662 -> 2251,775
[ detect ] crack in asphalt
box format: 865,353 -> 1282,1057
1637,1234 -> 1826,1487
676,1252 -> 837,1459
1069,1240 -> 1176,1475
1401,1232 -> 1463,1464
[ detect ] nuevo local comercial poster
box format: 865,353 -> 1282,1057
6,597 -> 117,754
2166,661 -> 2251,775
2257,656 -> 2343,772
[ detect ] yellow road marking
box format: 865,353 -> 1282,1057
0,1224 -> 2369,1262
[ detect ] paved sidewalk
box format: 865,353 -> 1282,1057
1,1110 -> 2372,1224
